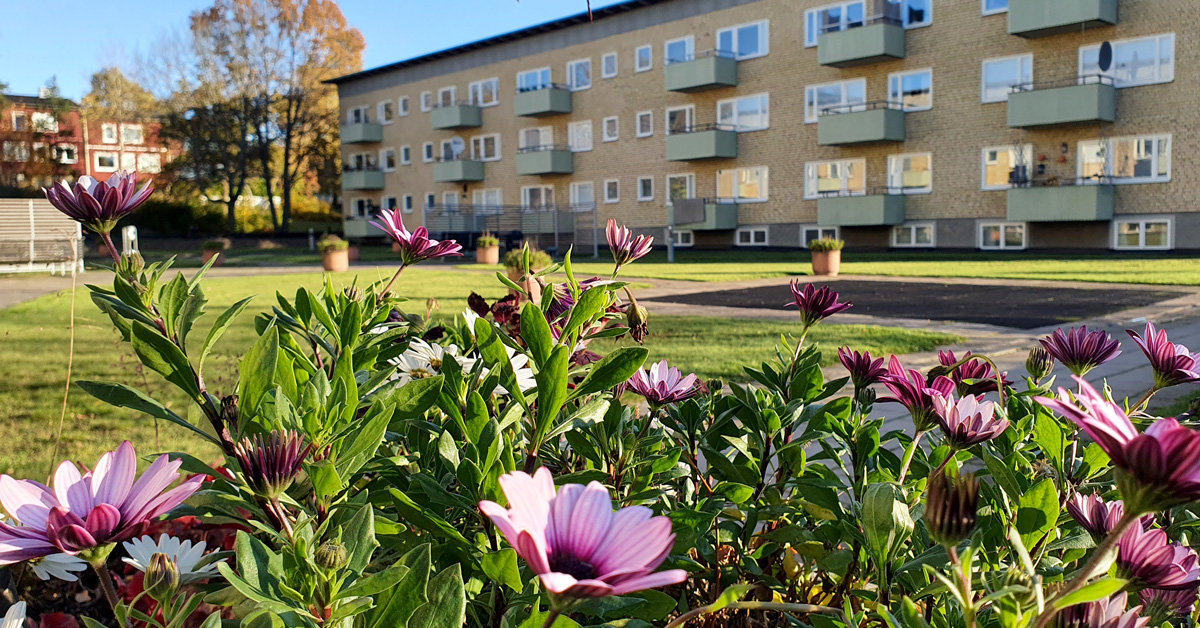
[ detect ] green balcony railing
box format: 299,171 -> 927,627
816,189 -> 907,226
342,168 -> 384,190
1008,0 -> 1117,37
1006,179 -> 1114,222
818,18 -> 906,67
818,102 -> 906,145
665,124 -> 739,161
432,159 -> 485,183
664,50 -> 739,93
514,85 -> 572,117
516,145 -> 574,175
669,198 -> 740,231
1007,76 -> 1116,128
340,122 -> 383,144
431,102 -> 483,130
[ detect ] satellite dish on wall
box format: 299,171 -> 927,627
450,137 -> 465,157
1098,41 -> 1113,72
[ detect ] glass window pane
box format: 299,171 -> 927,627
982,226 -> 1000,248
718,30 -> 734,54
1144,222 -> 1169,247
894,227 -> 912,245
846,2 -> 864,27
1116,222 -> 1140,248
914,226 -> 933,244
1157,138 -> 1170,177
1114,39 -> 1156,85
1004,225 -> 1024,247
737,24 -> 760,57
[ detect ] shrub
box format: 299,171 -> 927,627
477,233 -> 499,248
317,233 -> 349,252
809,238 -> 845,252
504,247 -> 551,271
202,237 -> 231,251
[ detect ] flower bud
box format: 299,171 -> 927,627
924,472 -> 979,548
343,286 -> 363,303
118,251 -> 145,276
144,552 -> 180,602
925,365 -> 953,384
1002,566 -> 1039,606
705,378 -> 724,396
625,302 -> 649,344
315,541 -> 348,571
1026,347 -> 1054,381
856,386 -> 877,408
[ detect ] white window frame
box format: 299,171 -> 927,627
398,96 -> 410,116
637,176 -> 654,202
378,100 -> 394,124
663,35 -> 695,65
100,122 -> 118,144
665,173 -> 695,207
888,68 -> 933,112
717,93 -> 770,132
94,151 -> 118,173
472,188 -> 504,213
403,194 -> 414,213
437,86 -> 457,108
604,179 -> 620,204
468,77 -> 500,107
567,58 -> 592,92
1112,216 -> 1174,251
420,91 -> 433,112
602,116 -> 619,142
380,147 -> 397,172
664,105 -> 694,136
518,126 -> 553,150
11,111 -> 28,132
635,45 -> 653,72
980,144 -> 1032,191
888,152 -> 933,194
422,142 -> 434,163
804,79 -> 866,123
347,105 -> 369,124
471,133 -> 502,162
981,54 -> 1032,103
982,0 -> 1008,16
892,222 -> 937,248
523,185 -> 555,209
568,120 -> 593,152
569,181 -> 595,208
736,226 -> 769,247
424,193 -> 436,209
635,111 -> 653,138
443,192 -> 460,210
804,1 -> 865,47
1077,134 -> 1172,185
672,230 -> 694,248
801,225 -> 841,248
352,198 -> 370,218
716,19 -> 770,61
121,152 -> 137,172
978,221 -> 1027,250
400,145 -> 412,165
1080,33 -> 1175,88
804,158 -> 866,200
518,67 -> 552,92
56,143 -> 78,165
121,124 -> 144,144
601,52 -> 618,79
717,166 -> 769,203
382,196 -> 398,212
904,0 -> 933,29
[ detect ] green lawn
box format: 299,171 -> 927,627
0,269 -> 957,479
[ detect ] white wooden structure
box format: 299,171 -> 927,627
0,199 -> 84,275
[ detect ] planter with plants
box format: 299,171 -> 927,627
317,233 -> 350,272
476,233 -> 500,265
201,237 -> 231,266
809,237 -> 845,276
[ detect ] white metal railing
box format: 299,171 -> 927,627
0,198 -> 84,275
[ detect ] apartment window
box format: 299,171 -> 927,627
469,78 -> 500,107
347,106 -> 369,124
672,230 -> 694,247
1079,135 -> 1171,184
717,166 -> 768,202
473,188 -> 503,213
893,223 -> 935,248
604,179 -> 620,204
422,142 -> 434,163
888,153 -> 932,193
121,153 -> 137,171
636,111 -> 653,137
603,116 -> 619,142
736,226 -> 769,247
666,106 -> 694,135
1081,34 -> 1174,88
899,0 -> 932,28
523,185 -> 555,208
2,141 -> 29,162
399,96 -> 410,116
403,194 -> 414,213
717,93 -> 769,131
400,145 -> 412,165
569,182 -> 595,208
805,2 -> 865,47
666,173 -> 694,206
378,100 -> 394,123
979,222 -> 1026,250
635,45 -> 653,72
1113,217 -> 1173,250
602,53 -> 618,79
637,177 -> 654,201
440,137 -> 465,161
471,133 -> 501,161
443,192 -> 460,211
420,91 -> 433,112
353,198 -> 370,217
568,121 -> 593,152
101,123 -> 117,143
664,36 -> 694,65
518,68 -> 552,92
55,144 -> 78,165
519,126 -> 553,149
981,54 -> 1032,103
95,152 -> 118,172
11,112 -> 28,132
383,196 -> 398,211
381,148 -> 397,171
804,159 -> 865,199
982,0 -> 1007,15
717,20 -> 769,60
437,87 -> 456,107
801,226 -> 840,247
889,69 -> 933,111
805,79 -> 865,123
425,193 -> 436,209
567,59 -> 591,91
32,112 -> 59,133
981,144 -> 1032,190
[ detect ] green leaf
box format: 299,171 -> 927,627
408,564 -> 465,628
309,461 -> 342,500
862,482 -> 914,565
561,286 -> 608,342
200,296 -> 254,377
382,375 -> 443,419
474,318 -> 526,409
981,449 -> 1023,500
76,381 -> 218,445
533,346 -> 570,445
1016,478 -> 1059,550
1034,412 -> 1065,469
342,503 -> 378,574
713,481 -> 754,504
238,325 -> 279,422
1053,578 -> 1128,610
521,302 -> 554,367
363,545 -> 431,628
389,489 -> 472,549
481,548 -> 523,593
131,321 -> 201,398
338,563 -> 411,600
568,347 -> 649,401
708,584 -> 754,611
176,284 -> 208,353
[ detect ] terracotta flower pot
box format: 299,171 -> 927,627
811,250 -> 841,277
347,245 -> 361,262
201,250 -> 224,267
322,249 -> 349,272
477,245 -> 500,265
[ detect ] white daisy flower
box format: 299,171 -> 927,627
122,535 -> 222,584
508,347 -> 537,393
29,553 -> 88,582
2,602 -> 25,628
461,308 -> 481,336
391,352 -> 437,386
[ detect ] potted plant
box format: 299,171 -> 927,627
476,233 -> 500,265
809,238 -> 844,277
317,234 -> 350,272
202,238 -> 231,267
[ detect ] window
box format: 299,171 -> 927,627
443,192 -> 460,211
1081,34 -> 1174,88
1078,135 -> 1171,184
95,152 -> 118,172
425,193 -> 436,209
1113,217 -> 1173,250
981,144 -> 1032,190
635,45 -> 653,72
569,182 -> 595,208
101,123 -> 117,143
519,126 -> 553,149
636,111 -> 653,137
672,230 -> 694,248
378,100 -> 394,123
353,198 -> 370,217
32,112 -> 58,133
804,79 -> 865,122
381,148 -> 397,171
889,69 -> 932,111
400,145 -> 412,165
888,153 -> 932,193
2,141 -> 29,162
518,68 -> 552,92
523,185 -> 555,208
664,36 -> 694,65
981,54 -> 1032,102
717,93 -> 769,131
471,133 -> 501,161
982,0 -> 1007,15
347,106 -> 369,124
717,166 -> 768,202
422,142 -> 434,163
665,173 -> 694,206
736,227 -> 769,247
420,91 -> 433,112
603,116 -> 619,142
11,112 -> 28,132
399,96 -> 410,116
437,87 -> 456,107
55,144 -> 78,165
403,194 -> 414,213
568,121 -> 593,152
898,0 -> 932,28
717,19 -> 769,60
383,196 -> 398,211
665,106 -> 694,135
893,223 -> 936,248
121,153 -> 137,171
805,2 -> 865,47
440,137 -> 465,161
469,78 -> 500,107
804,159 -> 865,199
602,52 -> 618,78
802,226 -> 840,247
637,177 -> 654,201
604,179 -> 620,204
567,59 -> 591,91
473,188 -> 503,212
979,221 -> 1026,250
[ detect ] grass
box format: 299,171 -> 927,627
131,245 -> 404,268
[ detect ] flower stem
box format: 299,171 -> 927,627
100,231 -> 120,264
47,246 -> 78,480
1033,509 -> 1139,628
380,264 -> 407,297
541,610 -> 561,628
663,601 -> 844,628
93,562 -> 128,628
897,430 -> 927,484
948,546 -> 976,628
1131,385 -> 1160,413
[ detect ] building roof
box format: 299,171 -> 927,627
2,94 -> 79,108
325,0 -> 668,85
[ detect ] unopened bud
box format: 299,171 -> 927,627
856,386 -> 877,408
782,547 -> 802,581
1026,347 -> 1054,381
144,552 -> 180,602
625,303 -> 649,344
926,365 -> 952,383
343,286 -> 363,303
924,472 -> 980,548
119,251 -> 145,276
220,395 -> 239,432
705,378 -> 724,395
315,541 -> 348,571
1002,566 -> 1038,606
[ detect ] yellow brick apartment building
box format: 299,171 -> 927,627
329,0 -> 1193,252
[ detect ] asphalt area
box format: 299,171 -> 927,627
644,280 -> 1187,329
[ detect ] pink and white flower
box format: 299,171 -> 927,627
371,208 -> 462,267
626,360 -> 702,406
931,392 -> 1008,449
1127,322 -> 1200,389
606,219 -> 653,273
42,171 -> 153,235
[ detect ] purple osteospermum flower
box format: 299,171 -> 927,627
1036,377 -> 1200,512
785,281 -> 852,329
1117,525 -> 1200,591
1058,592 -> 1150,628
0,442 -> 203,563
607,219 -> 653,273
1066,494 -> 1153,543
937,350 -> 1011,396
1141,586 -> 1198,622
931,392 -> 1008,449
838,347 -> 887,389
880,355 -> 957,433
42,171 -> 153,236
371,208 -> 463,267
479,468 -> 686,607
627,360 -> 702,407
1039,326 -> 1121,377
1127,322 -> 1200,390
231,431 -> 311,499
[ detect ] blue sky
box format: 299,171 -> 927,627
0,0 -> 626,100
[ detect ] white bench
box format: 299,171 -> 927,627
0,198 -> 85,275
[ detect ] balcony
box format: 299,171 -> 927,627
818,17 -> 906,68
432,158 -> 485,183
1007,76 -> 1116,128
1008,0 -> 1117,38
343,218 -> 387,239
1007,179 -> 1114,222
514,85 -> 572,117
668,198 -> 739,231
431,102 -> 482,130
516,145 -> 574,175
666,124 -> 738,161
818,102 -> 905,146
664,50 -> 739,93
342,168 -> 384,190
341,122 -> 382,144
816,190 -> 907,227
